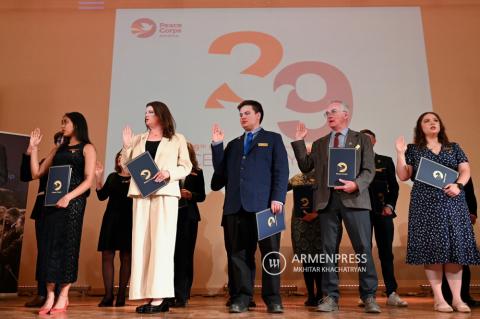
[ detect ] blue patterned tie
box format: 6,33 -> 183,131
244,132 -> 253,155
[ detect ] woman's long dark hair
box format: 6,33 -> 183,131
414,111 -> 450,148
146,101 -> 176,139
187,142 -> 200,171
64,112 -> 91,144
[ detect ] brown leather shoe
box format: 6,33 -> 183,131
25,295 -> 46,308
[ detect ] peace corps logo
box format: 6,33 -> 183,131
131,18 -> 156,38
337,162 -> 348,173
262,251 -> 287,276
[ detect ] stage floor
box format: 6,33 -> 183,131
0,294 -> 479,318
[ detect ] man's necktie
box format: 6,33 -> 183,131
244,132 -> 253,155
333,132 -> 341,148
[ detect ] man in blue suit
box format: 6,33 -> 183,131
211,100 -> 289,313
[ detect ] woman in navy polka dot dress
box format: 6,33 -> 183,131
395,112 -> 480,313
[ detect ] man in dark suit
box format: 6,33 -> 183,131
210,100 -> 289,313
291,100 -> 380,313
360,129 -> 407,307
441,178 -> 479,307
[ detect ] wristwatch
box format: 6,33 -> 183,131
456,182 -> 464,190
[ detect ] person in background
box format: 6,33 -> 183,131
288,144 -> 324,307
95,151 -> 133,307
360,129 -> 407,307
170,142 -> 206,307
20,132 -> 63,307
441,178 -> 479,307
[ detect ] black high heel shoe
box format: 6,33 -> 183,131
98,296 -> 114,307
143,299 -> 170,313
115,296 -> 125,307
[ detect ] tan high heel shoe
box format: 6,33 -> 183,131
452,302 -> 471,313
434,303 -> 453,313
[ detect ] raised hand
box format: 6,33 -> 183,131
29,128 -> 43,149
395,136 -> 407,154
295,122 -> 307,140
212,124 -> 224,143
122,126 -> 133,148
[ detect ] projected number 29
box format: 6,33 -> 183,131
206,31 -> 352,142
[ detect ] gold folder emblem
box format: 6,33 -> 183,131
53,180 -> 62,193
433,170 -> 444,180
267,216 -> 277,228
258,143 -> 269,147
141,169 -> 151,182
300,198 -> 310,208
337,162 -> 348,173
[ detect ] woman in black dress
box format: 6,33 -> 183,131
29,112 -> 96,315
95,151 -> 133,307
395,112 -> 480,313
172,142 -> 205,307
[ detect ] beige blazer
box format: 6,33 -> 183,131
121,132 -> 192,198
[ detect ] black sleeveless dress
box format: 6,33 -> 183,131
36,143 -> 89,284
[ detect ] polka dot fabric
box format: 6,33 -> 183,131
405,143 -> 480,265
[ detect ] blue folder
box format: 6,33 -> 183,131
256,208 -> 285,241
45,165 -> 71,206
328,148 -> 356,187
126,151 -> 167,198
415,157 -> 459,189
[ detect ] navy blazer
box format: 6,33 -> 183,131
211,128 -> 289,215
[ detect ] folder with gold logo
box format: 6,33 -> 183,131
45,165 -> 72,206
328,148 -> 356,187
415,157 -> 458,189
126,151 -> 167,198
256,208 -> 285,241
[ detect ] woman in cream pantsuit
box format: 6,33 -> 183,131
121,101 -> 192,314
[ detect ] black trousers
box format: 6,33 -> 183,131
222,210 -> 282,306
441,265 -> 473,303
370,213 -> 398,296
173,209 -> 199,303
318,192 -> 378,301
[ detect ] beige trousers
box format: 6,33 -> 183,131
129,195 -> 178,300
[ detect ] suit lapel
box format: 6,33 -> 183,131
139,132 -> 148,153
345,130 -> 359,149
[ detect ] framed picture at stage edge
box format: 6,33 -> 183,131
45,165 -> 72,206
415,157 -> 459,189
328,148 -> 357,187
126,151 -> 167,198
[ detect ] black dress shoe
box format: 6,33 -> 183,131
135,303 -> 152,313
267,303 -> 284,313
25,295 -> 46,308
143,300 -> 170,313
115,298 -> 125,307
304,298 -> 318,307
249,299 -> 256,307
229,303 -> 248,313
172,299 -> 187,308
98,296 -> 114,307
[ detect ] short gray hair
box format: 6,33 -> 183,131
328,100 -> 350,113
